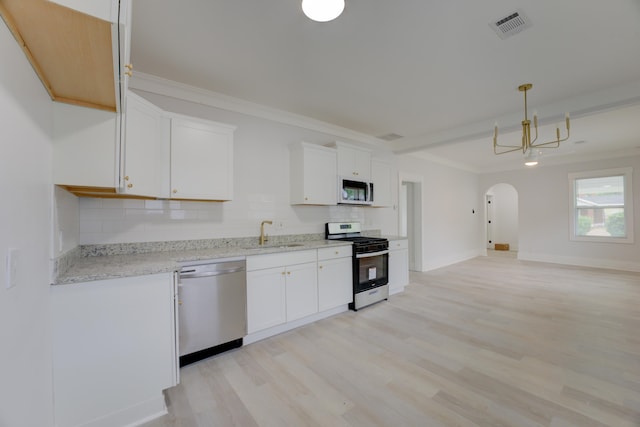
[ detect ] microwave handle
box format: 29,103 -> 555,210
369,182 -> 374,202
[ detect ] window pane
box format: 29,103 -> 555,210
575,207 -> 625,237
576,175 -> 624,208
569,167 -> 633,243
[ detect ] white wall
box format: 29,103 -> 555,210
53,186 -> 79,256
77,90 -> 398,245
480,155 -> 640,271
0,22 -> 54,427
397,155 -> 484,271
486,183 -> 519,250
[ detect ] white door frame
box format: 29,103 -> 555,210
398,173 -> 423,272
486,194 -> 494,249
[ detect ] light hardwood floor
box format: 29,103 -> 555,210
144,252 -> 640,427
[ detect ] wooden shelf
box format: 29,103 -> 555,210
0,0 -> 117,111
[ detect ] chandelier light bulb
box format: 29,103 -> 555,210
302,0 -> 345,22
524,149 -> 539,166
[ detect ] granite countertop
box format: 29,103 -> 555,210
54,239 -> 352,285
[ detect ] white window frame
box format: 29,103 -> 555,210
568,167 -> 634,244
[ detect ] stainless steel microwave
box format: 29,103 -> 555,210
338,177 -> 373,205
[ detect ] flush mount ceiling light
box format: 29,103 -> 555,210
493,83 -> 571,166
302,0 -> 345,22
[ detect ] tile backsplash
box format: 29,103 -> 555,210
78,197 -> 368,245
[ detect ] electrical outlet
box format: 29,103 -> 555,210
6,248 -> 18,289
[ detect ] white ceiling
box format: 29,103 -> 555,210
130,0 -> 640,172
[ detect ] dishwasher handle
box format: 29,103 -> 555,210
179,267 -> 245,279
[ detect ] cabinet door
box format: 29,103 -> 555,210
389,246 -> 409,293
247,267 -> 287,333
170,116 -> 235,200
290,143 -> 337,205
51,273 -> 176,427
336,143 -> 371,180
354,149 -> 372,181
285,262 -> 318,322
121,93 -> 162,197
371,158 -> 393,207
318,256 -> 353,311
304,146 -> 337,204
52,102 -> 118,188
336,145 -> 360,178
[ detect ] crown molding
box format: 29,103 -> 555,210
129,72 -> 387,150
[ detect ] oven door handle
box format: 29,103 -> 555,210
356,249 -> 389,259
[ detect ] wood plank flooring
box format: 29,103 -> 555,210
143,252 -> 640,427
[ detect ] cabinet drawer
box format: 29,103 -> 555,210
318,245 -> 352,261
389,239 -> 408,250
247,250 -> 317,271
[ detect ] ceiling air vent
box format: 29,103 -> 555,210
490,10 -> 532,40
378,133 -> 404,142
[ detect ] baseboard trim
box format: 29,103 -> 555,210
517,252 -> 640,273
244,305 -> 348,345
421,249 -> 485,272
68,395 -> 167,427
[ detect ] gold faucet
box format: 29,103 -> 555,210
259,220 -> 273,245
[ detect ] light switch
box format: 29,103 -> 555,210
6,248 -> 18,289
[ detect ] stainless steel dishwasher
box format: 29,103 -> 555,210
178,257 -> 247,366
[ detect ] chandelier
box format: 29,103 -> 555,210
302,0 -> 345,22
493,83 -> 570,165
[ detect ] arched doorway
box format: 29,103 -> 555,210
485,183 -> 518,252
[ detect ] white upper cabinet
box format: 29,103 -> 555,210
168,115 -> 236,201
121,92 -> 163,197
53,103 -> 120,192
332,141 -> 372,181
371,158 -> 393,207
52,92 -> 161,198
53,98 -> 237,201
290,142 -> 337,205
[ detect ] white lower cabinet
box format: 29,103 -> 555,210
51,273 -> 178,427
388,239 -> 409,294
246,250 -> 319,334
246,266 -> 287,333
317,246 -> 353,311
285,261 -> 319,322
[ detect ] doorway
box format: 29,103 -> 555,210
399,175 -> 423,271
485,183 -> 518,252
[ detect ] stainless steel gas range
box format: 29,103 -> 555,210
325,222 -> 389,310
